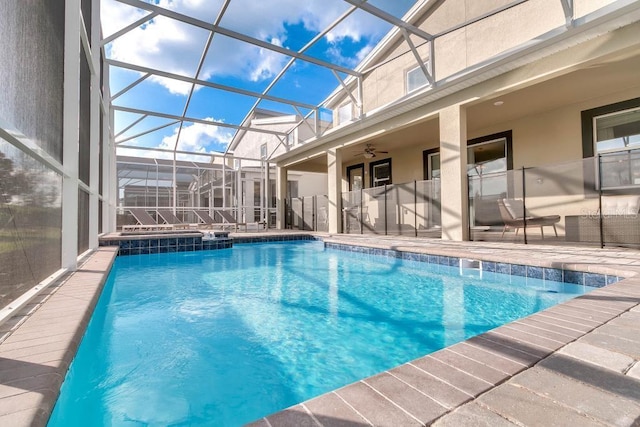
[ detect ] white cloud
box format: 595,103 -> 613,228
116,120 -> 233,161
160,119 -> 233,154
102,0 -> 392,95
325,41 -> 376,68
249,38 -> 286,82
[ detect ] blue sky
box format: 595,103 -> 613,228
103,0 -> 418,159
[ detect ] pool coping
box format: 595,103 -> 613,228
0,247 -> 118,426
1,235 -> 639,426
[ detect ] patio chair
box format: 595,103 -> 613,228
156,209 -> 195,230
123,208 -> 173,231
498,199 -> 560,238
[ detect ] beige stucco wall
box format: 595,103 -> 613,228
338,89 -> 640,232
232,118 -> 316,161
472,87 -> 640,168
332,0 -> 616,120
574,0 -> 617,18
290,171 -> 328,197
341,87 -> 640,191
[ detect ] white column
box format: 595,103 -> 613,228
222,157 -> 226,210
236,159 -> 242,222
439,104 -> 469,241
109,107 -> 117,232
264,161 -> 270,226
275,166 -> 287,229
327,148 -> 343,234
102,64 -> 113,234
88,0 -> 100,247
62,0 -> 81,269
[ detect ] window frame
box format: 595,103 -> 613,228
422,130 -> 513,180
337,102 -> 353,125
406,60 -> 430,93
581,97 -> 640,158
592,106 -> 640,155
347,163 -> 365,192
581,98 -> 640,190
369,158 -> 392,188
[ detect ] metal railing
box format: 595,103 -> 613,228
468,155 -> 640,247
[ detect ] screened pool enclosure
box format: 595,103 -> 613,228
117,155 -> 276,229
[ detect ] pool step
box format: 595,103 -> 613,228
460,258 -> 482,278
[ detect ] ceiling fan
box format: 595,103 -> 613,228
357,143 -> 388,159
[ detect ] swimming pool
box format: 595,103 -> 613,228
48,240 -> 596,426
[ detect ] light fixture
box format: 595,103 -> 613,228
493,100 -> 504,106
363,152 -> 374,159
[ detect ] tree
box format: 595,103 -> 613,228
0,150 -> 34,204
0,150 -> 16,203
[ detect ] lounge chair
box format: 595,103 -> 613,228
156,209 -> 196,230
498,199 -> 560,238
193,210 -> 223,229
217,210 -> 244,231
122,208 -> 173,231
218,210 -> 266,231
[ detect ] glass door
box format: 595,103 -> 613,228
347,163 -> 364,191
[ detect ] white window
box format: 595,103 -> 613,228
260,143 -> 267,160
286,128 -> 298,146
370,159 -> 392,187
407,61 -> 430,93
594,107 -> 640,188
595,107 -> 640,153
338,103 -> 352,124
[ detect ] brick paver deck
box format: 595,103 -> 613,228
1,234 -> 639,426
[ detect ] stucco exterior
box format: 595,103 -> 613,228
271,0 -> 640,242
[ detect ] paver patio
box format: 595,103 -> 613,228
1,233 -> 639,426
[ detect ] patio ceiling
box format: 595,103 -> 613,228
103,0 -> 429,160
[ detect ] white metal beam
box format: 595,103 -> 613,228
62,0 -> 81,269
560,0 -> 574,26
89,0 -> 101,247
228,5 -> 359,154
107,59 -> 317,110
341,0 -> 433,41
115,0 -> 361,77
173,0 -> 231,154
0,120 -> 65,176
331,70 -> 360,108
112,105 -> 288,136
116,120 -> 180,144
110,73 -> 151,101
101,11 -> 158,46
292,105 -> 316,137
400,28 -> 433,85
115,113 -> 148,138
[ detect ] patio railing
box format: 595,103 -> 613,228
469,156 -> 640,247
288,154 -> 639,248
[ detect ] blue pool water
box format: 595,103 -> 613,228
48,241 -> 594,426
